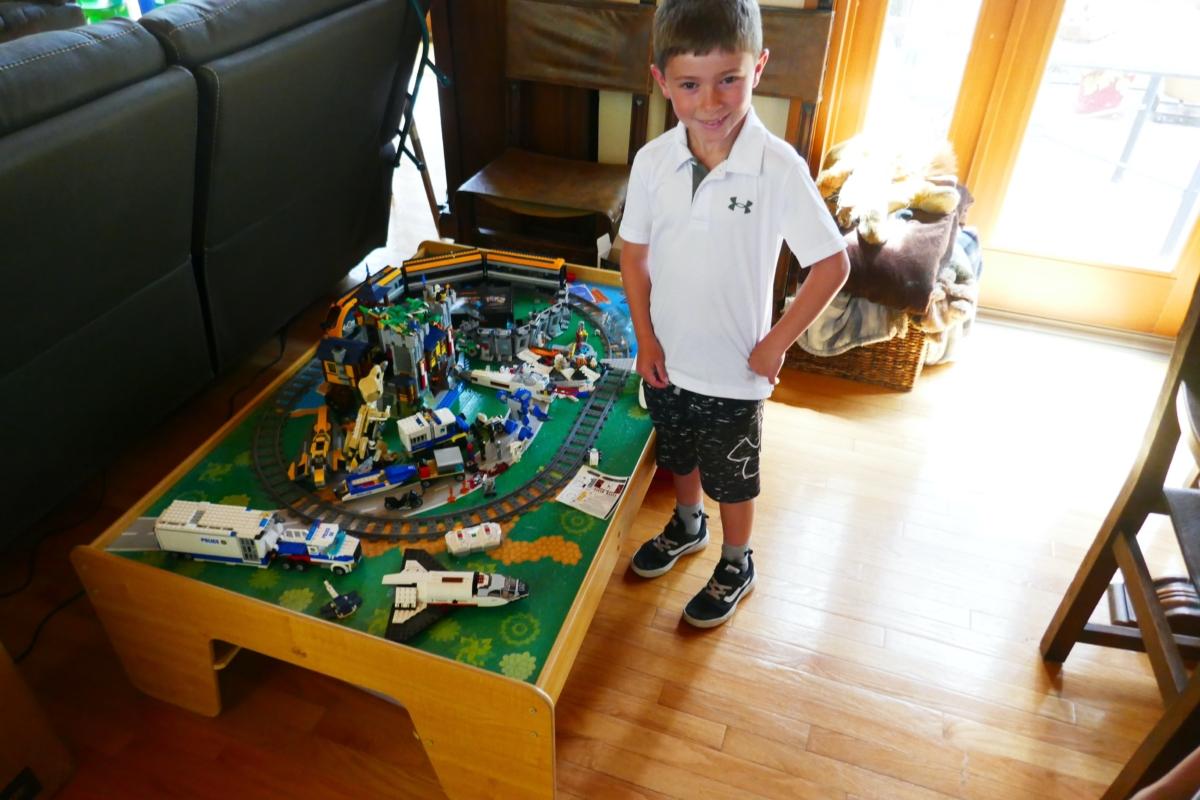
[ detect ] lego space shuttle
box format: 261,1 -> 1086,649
381,549 -> 529,642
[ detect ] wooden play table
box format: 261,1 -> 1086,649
71,251 -> 655,799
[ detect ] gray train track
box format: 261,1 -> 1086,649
252,297 -> 631,541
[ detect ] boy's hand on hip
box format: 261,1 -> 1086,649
749,338 -> 786,384
637,337 -> 670,388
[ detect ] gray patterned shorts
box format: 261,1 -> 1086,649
643,383 -> 763,504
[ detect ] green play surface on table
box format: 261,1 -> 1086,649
115,283 -> 653,685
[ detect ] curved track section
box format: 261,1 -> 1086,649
252,298 -> 632,541
570,295 -> 630,359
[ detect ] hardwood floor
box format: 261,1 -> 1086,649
2,302 -> 1189,799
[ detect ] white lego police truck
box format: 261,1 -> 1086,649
153,500 -> 361,574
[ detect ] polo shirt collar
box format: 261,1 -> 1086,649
669,106 -> 768,176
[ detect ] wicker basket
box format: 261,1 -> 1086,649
784,316 -> 927,391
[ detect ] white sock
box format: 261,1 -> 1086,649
676,502 -> 704,537
721,543 -> 749,566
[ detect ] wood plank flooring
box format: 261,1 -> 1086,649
1,284 -> 1189,798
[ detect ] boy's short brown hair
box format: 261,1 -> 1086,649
653,0 -> 763,73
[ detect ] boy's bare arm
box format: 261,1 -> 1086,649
748,249 -> 851,383
620,241 -> 669,388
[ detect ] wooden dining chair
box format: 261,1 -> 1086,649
455,0 -> 655,265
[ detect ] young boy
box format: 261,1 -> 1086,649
620,0 -> 850,628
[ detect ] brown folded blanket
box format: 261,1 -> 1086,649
839,184 -> 974,314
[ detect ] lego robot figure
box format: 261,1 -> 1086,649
288,405 -> 344,488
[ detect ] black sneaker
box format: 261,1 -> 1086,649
682,551 -> 755,628
629,512 -> 709,578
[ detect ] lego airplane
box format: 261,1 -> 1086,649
381,549 -> 528,642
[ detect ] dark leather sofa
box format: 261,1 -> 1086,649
140,0 -> 419,371
0,0 -> 427,541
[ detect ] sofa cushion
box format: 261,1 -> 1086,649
3,261 -> 212,534
0,63 -> 213,528
0,67 -> 203,377
0,17 -> 163,136
139,0 -> 361,65
0,1 -> 84,45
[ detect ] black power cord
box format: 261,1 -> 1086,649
0,472 -> 107,599
1,475 -> 105,663
12,589 -> 85,664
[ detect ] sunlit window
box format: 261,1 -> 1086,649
862,0 -> 983,141
993,0 -> 1200,270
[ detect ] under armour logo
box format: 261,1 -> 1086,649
726,435 -> 760,479
728,197 -> 753,214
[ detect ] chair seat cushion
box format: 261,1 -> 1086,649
459,147 -> 631,224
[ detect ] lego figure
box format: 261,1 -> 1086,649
288,405 -> 344,488
319,580 -> 363,620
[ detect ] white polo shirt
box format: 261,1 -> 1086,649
620,109 -> 845,400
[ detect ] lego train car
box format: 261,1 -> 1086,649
401,250 -> 486,288
483,249 -> 566,290
399,249 -> 565,292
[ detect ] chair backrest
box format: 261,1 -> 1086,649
757,5 -> 834,161
747,7 -> 836,323
660,6 -> 833,163
504,0 -> 654,164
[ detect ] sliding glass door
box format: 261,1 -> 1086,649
826,0 -> 1200,335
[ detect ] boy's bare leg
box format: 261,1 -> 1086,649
673,467 -> 703,507
683,497 -> 756,628
718,498 -> 753,548
648,469 -> 756,625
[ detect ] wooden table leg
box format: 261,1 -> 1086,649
71,547 -> 223,717
405,683 -> 555,799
